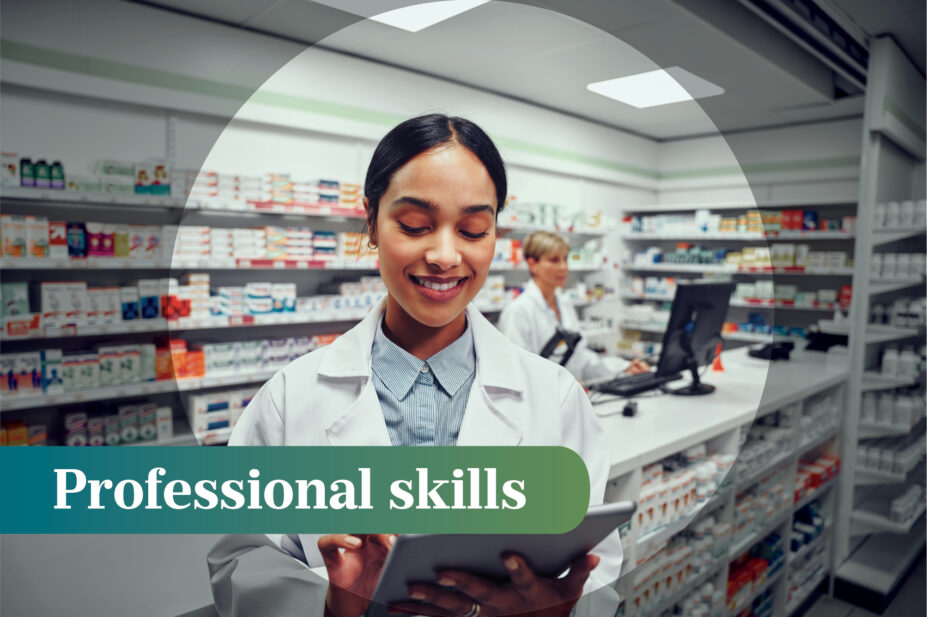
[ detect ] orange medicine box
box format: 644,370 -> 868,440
184,350 -> 205,379
155,347 -> 175,381
4,421 -> 28,446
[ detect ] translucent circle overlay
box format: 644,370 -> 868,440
177,1 -> 775,606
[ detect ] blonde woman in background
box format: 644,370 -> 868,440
498,231 -> 649,382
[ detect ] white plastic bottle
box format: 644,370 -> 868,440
882,253 -> 897,279
900,200 -> 915,227
891,299 -> 908,326
886,201 -> 900,227
861,391 -> 877,422
914,199 -> 926,227
877,393 -> 894,423
871,303 -> 885,325
881,347 -> 900,376
896,253 -> 911,279
894,395 -> 913,428
871,254 -> 883,278
899,347 -> 919,378
874,203 -> 887,228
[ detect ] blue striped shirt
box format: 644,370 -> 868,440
371,317 -> 475,446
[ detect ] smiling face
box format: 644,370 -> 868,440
528,248 -> 570,296
369,143 -> 497,344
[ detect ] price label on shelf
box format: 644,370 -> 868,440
273,261 -> 285,269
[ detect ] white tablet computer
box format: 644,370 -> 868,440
366,500 -> 636,617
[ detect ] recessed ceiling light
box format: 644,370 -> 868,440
587,67 -> 724,108
314,0 -> 489,32
370,0 -> 489,32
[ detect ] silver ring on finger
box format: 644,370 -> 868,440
461,601 -> 481,617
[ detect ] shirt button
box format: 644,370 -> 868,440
420,365 -> 430,373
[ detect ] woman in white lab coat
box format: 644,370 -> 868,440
208,114 -> 621,617
498,231 -> 649,382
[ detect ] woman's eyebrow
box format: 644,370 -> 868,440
389,196 -> 438,212
390,197 -> 494,216
462,205 -> 494,215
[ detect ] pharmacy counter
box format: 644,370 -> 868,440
596,347 -> 848,479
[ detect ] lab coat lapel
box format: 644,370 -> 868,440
324,378 -> 393,446
456,384 -> 522,446
321,298 -> 392,446
456,305 -> 524,446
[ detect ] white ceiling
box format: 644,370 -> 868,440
135,0 -> 923,141
831,0 -> 925,75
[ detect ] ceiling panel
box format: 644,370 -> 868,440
134,0 -> 918,139
325,2 -> 610,79
244,0 -> 364,45
139,0 -> 281,26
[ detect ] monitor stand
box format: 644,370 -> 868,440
666,355 -> 715,396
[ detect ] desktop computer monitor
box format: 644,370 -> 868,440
656,281 -> 734,396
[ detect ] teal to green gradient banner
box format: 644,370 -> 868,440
0,447 -> 589,534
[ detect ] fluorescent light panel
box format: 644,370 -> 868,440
370,0 -> 489,31
587,67 -> 724,108
313,0 -> 489,32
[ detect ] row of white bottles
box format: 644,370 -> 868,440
870,253 -> 927,280
871,298 -> 927,328
873,199 -> 927,228
880,346 -> 924,379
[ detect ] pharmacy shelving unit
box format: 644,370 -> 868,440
600,347 -> 847,617
0,187 -> 610,446
617,212 -> 858,355
833,37 -> 927,613
0,187 -> 378,446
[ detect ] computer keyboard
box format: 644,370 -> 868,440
592,371 -> 682,397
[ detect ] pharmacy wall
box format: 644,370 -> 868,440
655,119 -> 861,205
1,3 -> 924,617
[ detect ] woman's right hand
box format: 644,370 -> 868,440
624,358 -> 651,375
319,533 -> 395,617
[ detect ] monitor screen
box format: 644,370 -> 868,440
657,281 -> 733,379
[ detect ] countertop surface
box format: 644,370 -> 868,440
594,347 -> 848,478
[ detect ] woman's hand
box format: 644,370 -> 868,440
320,533 -> 395,617
391,552 -> 599,617
624,359 -> 651,375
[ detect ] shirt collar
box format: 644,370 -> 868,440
526,279 -> 562,317
371,316 -> 476,399
426,321 -> 476,396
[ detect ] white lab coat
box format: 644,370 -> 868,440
498,280 -> 625,382
208,298 -> 622,617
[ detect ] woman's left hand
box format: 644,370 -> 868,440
390,552 -> 599,617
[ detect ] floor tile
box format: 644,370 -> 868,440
883,555 -> 926,617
